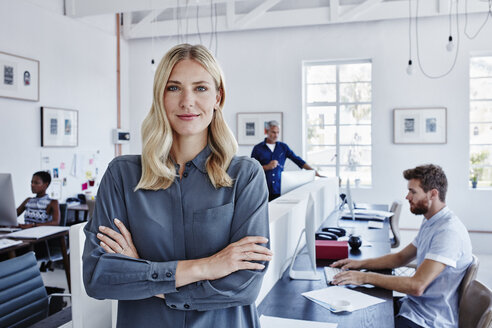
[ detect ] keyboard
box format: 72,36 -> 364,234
0,238 -> 23,250
324,266 -> 343,284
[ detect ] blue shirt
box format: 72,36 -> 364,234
398,206 -> 472,328
82,146 -> 270,327
251,139 -> 306,195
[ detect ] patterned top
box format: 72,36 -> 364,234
24,194 -> 53,224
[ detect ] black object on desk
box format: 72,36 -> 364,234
259,204 -> 394,328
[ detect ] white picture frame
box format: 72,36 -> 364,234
393,108 -> 447,144
41,107 -> 78,147
236,112 -> 283,145
0,51 -> 39,101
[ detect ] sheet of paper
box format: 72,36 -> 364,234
302,286 -> 385,312
260,315 -> 337,328
6,226 -> 69,239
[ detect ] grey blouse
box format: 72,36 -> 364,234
82,146 -> 270,327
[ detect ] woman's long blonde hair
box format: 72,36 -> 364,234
135,44 -> 238,191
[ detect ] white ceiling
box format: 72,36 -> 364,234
64,0 -> 492,39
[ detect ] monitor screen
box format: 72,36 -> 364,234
280,170 -> 316,195
0,173 -> 18,227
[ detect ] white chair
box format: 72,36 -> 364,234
389,201 -> 403,248
459,280 -> 492,328
70,222 -> 115,328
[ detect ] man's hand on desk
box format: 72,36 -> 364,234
332,270 -> 368,286
330,258 -> 364,270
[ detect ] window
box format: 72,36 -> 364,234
303,61 -> 372,186
470,56 -> 492,188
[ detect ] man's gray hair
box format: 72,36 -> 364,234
266,120 -> 280,130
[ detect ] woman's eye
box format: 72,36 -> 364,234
167,85 -> 179,91
196,86 -> 207,92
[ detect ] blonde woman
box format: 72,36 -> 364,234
82,44 -> 272,327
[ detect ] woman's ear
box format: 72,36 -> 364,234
215,88 -> 222,107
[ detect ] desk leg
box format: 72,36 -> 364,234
60,236 -> 71,292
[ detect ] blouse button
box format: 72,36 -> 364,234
186,162 -> 191,167
152,273 -> 158,279
184,304 -> 190,309
183,172 -> 188,178
166,272 -> 172,278
171,304 -> 176,308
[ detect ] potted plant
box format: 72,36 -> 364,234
470,175 -> 478,189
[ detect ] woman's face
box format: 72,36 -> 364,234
164,59 -> 221,140
31,175 -> 47,194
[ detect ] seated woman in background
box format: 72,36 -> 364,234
16,171 -> 60,228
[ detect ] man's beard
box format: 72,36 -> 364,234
409,198 -> 429,215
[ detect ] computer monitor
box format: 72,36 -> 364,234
345,179 -> 355,220
289,193 -> 320,280
0,173 -> 19,227
280,170 -> 316,195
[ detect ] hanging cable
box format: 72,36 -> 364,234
415,0 -> 460,79
213,0 -> 219,56
209,0 -> 214,50
464,0 -> 492,40
407,0 -> 413,74
184,0 -> 190,43
196,2 -> 203,44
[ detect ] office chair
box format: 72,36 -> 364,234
459,280 -> 492,328
389,201 -> 402,248
42,203 -> 69,271
459,254 -> 479,306
0,252 -> 70,328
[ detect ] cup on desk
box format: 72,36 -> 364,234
348,234 -> 362,250
331,299 -> 352,312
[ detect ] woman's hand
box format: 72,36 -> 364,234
97,218 -> 140,259
202,236 -> 272,280
330,258 -> 363,270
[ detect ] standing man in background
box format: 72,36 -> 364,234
251,120 -> 320,201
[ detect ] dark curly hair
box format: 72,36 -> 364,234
403,164 -> 447,202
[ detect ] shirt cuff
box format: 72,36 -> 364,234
148,260 -> 179,295
425,253 -> 456,268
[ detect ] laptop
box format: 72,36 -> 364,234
0,173 -> 19,228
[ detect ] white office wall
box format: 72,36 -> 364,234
127,15 -> 492,253
0,0 -> 129,212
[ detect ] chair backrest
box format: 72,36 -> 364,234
389,201 -> 403,248
0,252 -> 49,327
59,203 -> 68,226
459,254 -> 479,306
70,222 -> 113,328
459,280 -> 492,328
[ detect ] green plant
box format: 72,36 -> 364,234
470,150 -> 489,183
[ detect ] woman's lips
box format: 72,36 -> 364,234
177,114 -> 200,121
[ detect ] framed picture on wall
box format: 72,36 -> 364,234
41,107 -> 78,147
236,112 -> 283,145
393,107 -> 447,144
0,51 -> 39,101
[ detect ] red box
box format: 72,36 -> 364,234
315,240 -> 349,260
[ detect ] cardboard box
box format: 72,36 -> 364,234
315,240 -> 349,260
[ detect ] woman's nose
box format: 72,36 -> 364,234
179,90 -> 194,109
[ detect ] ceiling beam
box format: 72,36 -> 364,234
330,0 -> 340,22
235,0 -> 282,29
339,0 -> 384,20
130,9 -> 168,37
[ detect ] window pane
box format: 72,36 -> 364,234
471,166 -> 492,188
307,84 -> 336,103
339,63 -> 371,82
307,106 -> 336,125
317,166 -> 337,177
339,125 -> 371,145
340,82 -> 371,102
340,105 -> 371,124
307,125 -> 337,145
470,146 -> 492,166
470,77 -> 492,100
470,101 -> 492,122
470,57 -> 492,78
306,145 -> 337,165
470,123 -> 492,145
339,145 -> 372,166
339,166 -> 372,186
306,65 -> 336,83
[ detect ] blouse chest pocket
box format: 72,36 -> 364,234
192,202 -> 234,259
